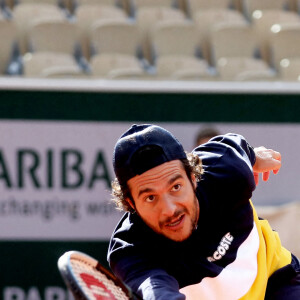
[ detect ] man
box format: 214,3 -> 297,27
108,124 -> 300,299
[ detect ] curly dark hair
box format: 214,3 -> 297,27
111,152 -> 203,213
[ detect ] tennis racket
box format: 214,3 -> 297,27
58,250 -> 141,300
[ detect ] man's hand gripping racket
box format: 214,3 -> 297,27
58,251 -> 141,300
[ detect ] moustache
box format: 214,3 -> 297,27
159,208 -> 187,228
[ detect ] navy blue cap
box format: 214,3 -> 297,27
113,124 -> 187,184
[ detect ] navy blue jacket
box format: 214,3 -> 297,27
107,134 -> 288,299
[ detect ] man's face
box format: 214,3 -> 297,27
127,160 -> 199,242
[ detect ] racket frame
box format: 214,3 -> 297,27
58,250 -> 133,300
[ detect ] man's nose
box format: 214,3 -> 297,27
161,195 -> 176,217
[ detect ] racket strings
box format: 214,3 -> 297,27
70,259 -> 129,300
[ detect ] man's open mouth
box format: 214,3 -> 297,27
165,214 -> 185,228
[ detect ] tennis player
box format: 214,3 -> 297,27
108,124 -> 300,300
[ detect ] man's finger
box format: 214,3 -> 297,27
253,172 -> 259,185
272,150 -> 281,161
272,153 -> 281,174
262,171 -> 270,181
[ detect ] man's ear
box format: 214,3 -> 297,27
126,198 -> 135,210
191,174 -> 197,189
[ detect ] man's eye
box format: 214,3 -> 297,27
145,195 -> 155,203
172,184 -> 181,191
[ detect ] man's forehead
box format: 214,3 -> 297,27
127,160 -> 185,190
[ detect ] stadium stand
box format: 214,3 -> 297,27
233,69 -> 277,81
2,0 -> 71,14
26,18 -> 89,76
0,0 -> 300,80
193,9 -> 247,65
23,52 -> 85,78
89,19 -> 139,56
136,6 -> 186,64
15,0 -> 60,4
74,0 -> 130,16
155,55 -> 213,80
75,4 -> 127,59
269,23 -> 300,69
288,0 -> 300,12
12,3 -> 67,54
134,0 -> 173,8
76,0 -> 120,4
252,9 -> 300,65
209,22 -> 276,80
232,0 -> 244,12
151,20 -> 198,58
132,0 -> 187,19
133,0 -> 176,10
88,19 -> 146,77
208,20 -> 280,80
279,58 -> 300,80
150,19 -> 213,79
210,23 -> 261,63
0,17 -> 21,75
1,0 -> 13,9
90,53 -> 146,79
242,0 -> 288,20
16,0 -> 72,16
216,57 -> 275,80
29,19 -> 77,54
188,0 -> 232,19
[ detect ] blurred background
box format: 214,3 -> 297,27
0,0 -> 300,299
